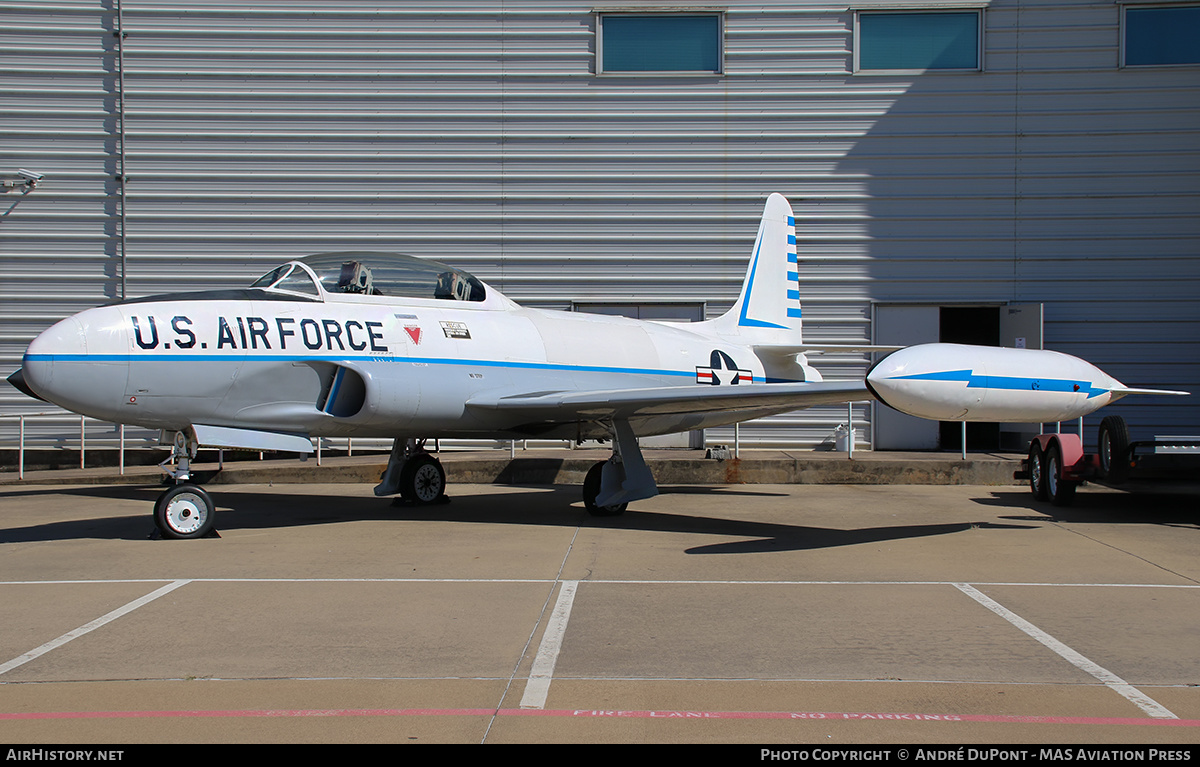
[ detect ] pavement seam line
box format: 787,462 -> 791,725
953,582 -> 1177,720
0,580 -> 191,677
483,526 -> 581,742
1049,522 -> 1200,586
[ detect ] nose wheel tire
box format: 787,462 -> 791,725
155,484 -> 216,539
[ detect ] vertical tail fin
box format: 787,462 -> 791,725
700,193 -> 803,345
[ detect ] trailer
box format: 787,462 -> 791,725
1016,415 -> 1200,506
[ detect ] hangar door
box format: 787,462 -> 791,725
873,303 -> 1043,451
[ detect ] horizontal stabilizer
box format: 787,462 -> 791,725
792,345 -> 904,355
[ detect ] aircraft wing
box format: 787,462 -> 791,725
466,380 -> 871,421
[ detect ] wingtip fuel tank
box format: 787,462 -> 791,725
865,343 -> 1186,423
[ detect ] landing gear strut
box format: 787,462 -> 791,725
581,419 -> 657,516
375,438 -> 448,505
154,430 -> 217,539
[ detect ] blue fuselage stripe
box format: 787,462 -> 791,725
25,352 -> 710,382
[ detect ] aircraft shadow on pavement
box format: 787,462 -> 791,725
1,483 -> 1035,553
971,489 -> 1200,528
0,485 -> 168,543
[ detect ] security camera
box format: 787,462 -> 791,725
17,169 -> 44,182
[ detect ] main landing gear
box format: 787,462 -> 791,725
375,438 -> 448,505
581,419 -> 658,516
375,422 -> 659,517
154,430 -> 217,539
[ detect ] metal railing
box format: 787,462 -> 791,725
0,412 -> 367,480
1,412 -> 134,480
4,408 -> 1073,481
1,413 -> 569,480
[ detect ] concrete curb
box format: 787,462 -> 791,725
2,449 -> 1024,487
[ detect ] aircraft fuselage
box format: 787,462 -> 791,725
21,292 -> 774,441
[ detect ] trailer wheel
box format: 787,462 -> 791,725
1028,442 -> 1048,500
1046,443 -> 1077,507
1098,415 -> 1131,484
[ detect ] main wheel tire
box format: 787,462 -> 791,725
400,454 -> 446,504
1098,415 -> 1131,484
1046,443 -> 1077,507
155,484 -> 216,539
1028,442 -> 1048,501
583,461 -> 627,517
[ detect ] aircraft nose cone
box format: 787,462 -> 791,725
6,367 -> 46,402
20,316 -> 87,400
21,307 -> 135,421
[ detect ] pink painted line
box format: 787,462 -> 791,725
3,708 -> 1200,727
0,708 -> 494,720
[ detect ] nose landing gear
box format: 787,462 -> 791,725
154,430 -> 217,539
155,483 -> 216,539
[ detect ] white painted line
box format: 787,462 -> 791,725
520,580 -> 579,710
953,583 -> 1177,719
2,577 -> 1198,589
0,580 -> 191,677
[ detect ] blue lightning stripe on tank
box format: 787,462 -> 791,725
890,369 -> 1109,399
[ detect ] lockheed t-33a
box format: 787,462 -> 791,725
8,194 -> 1184,538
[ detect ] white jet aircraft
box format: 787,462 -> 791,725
8,194 -> 1184,538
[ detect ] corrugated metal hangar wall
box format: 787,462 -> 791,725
2,0 -> 1198,456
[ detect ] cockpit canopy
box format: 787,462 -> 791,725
250,252 -> 487,303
